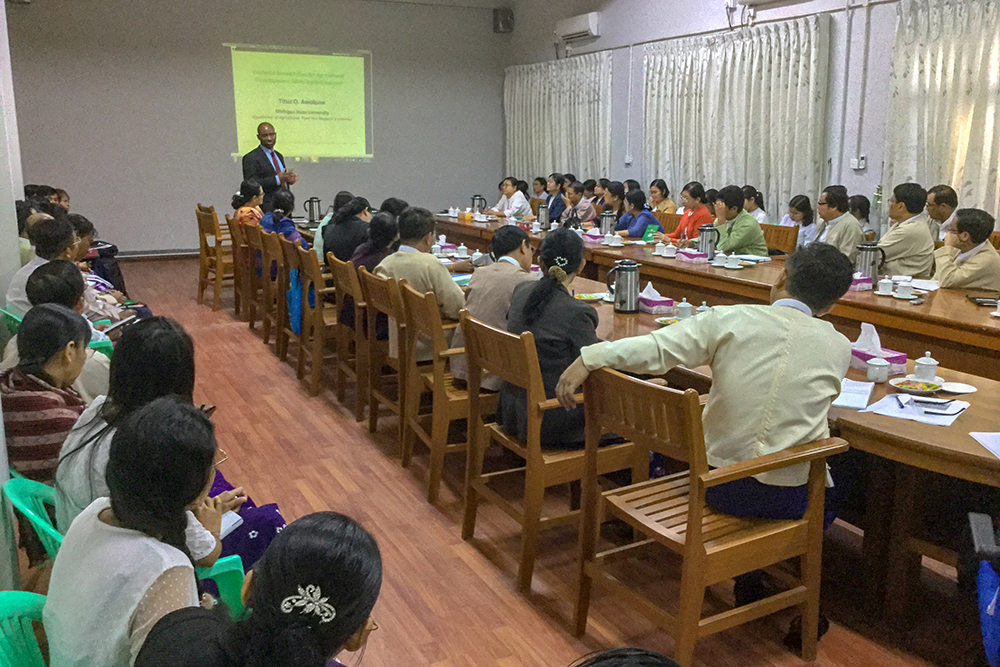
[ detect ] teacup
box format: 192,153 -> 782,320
866,357 -> 890,383
457,245 -> 469,258
725,256 -> 741,269
610,236 -> 624,247
603,233 -> 616,245
654,242 -> 666,256
664,246 -> 677,258
896,282 -> 914,298
531,222 -> 542,233
877,278 -> 893,294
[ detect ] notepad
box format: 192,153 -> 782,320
971,433 -> 1000,460
832,378 -> 874,409
220,511 -> 243,540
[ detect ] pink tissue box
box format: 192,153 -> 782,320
849,276 -> 873,292
640,296 -> 673,315
439,243 -> 457,252
850,348 -> 908,376
676,250 -> 708,264
583,228 -> 604,239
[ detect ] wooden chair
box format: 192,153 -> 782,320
863,230 -> 877,242
277,236 -> 305,373
241,225 -> 267,332
593,202 -> 604,215
328,253 -> 368,421
223,214 -> 246,318
399,287 -> 498,503
460,312 -> 647,592
654,211 -> 682,235
990,231 -> 1000,250
529,197 -> 543,217
260,231 -> 285,349
357,268 -> 407,447
195,204 -> 234,310
575,368 -> 848,666
761,223 -> 798,255
296,244 -> 337,396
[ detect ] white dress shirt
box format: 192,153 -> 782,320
498,190 -> 531,218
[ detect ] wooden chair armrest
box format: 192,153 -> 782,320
439,347 -> 465,358
316,286 -> 336,295
699,438 -> 848,488
538,395 -> 583,412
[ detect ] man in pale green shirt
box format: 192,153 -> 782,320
712,185 -> 768,256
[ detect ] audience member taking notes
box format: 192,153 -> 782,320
879,183 -> 935,278
712,185 -> 768,256
933,208 -> 1000,291
815,185 -> 864,263
616,189 -> 662,237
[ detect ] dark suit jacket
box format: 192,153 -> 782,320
242,146 -> 289,212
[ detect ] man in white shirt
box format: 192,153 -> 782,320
555,242 -> 854,604
486,177 -> 531,219
879,183 -> 936,278
925,184 -> 958,241
6,217 -> 78,315
814,185 -> 864,263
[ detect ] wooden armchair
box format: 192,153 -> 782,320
761,223 -> 798,255
654,211 -> 682,235
357,268 -> 407,448
195,204 -> 234,310
328,253 -> 368,422
296,245 -> 337,396
223,215 -> 246,318
529,197 -> 543,217
400,287 -> 498,504
260,231 -> 285,349
575,367 -> 847,666
241,225 -> 267,332
460,312 -> 647,592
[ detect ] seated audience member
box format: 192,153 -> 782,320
649,179 -> 677,214
24,184 -> 58,204
713,185 -> 768,256
545,173 -> 567,221
323,197 -> 372,262
341,211 -> 399,332
742,185 -> 772,225
557,242 -> 855,606
560,181 -> 599,227
501,228 -> 596,448
375,207 -> 466,358
926,184 -> 959,241
933,208 -> 1000,291
44,397 -> 218,666
616,189 -> 661,238
68,213 -> 138,324
815,185 -> 865,263
880,183 -> 935,277
517,179 -> 530,198
260,189 -> 308,249
451,226 -> 534,389
531,177 -> 548,201
780,195 -> 818,250
582,179 -> 597,203
6,216 -> 78,315
1,304 -> 89,481
572,648 -> 680,667
379,197 -> 409,218
54,188 -> 70,212
231,180 -> 264,227
601,181 -> 627,225
594,178 -> 610,207
624,179 -> 641,194
563,173 -> 578,194
135,512 -> 382,667
488,177 -> 532,218
661,182 -> 711,244
2,261 -> 110,403
16,199 -> 52,266
848,194 -> 875,236
495,181 -> 508,211
313,190 -> 355,260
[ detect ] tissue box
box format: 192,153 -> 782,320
850,276 -> 873,292
439,243 -> 457,252
640,296 -> 673,315
676,250 -> 709,264
850,348 -> 907,376
583,228 -> 604,239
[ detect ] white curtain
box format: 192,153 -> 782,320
883,0 -> 1000,214
643,15 -> 830,218
504,52 -> 612,180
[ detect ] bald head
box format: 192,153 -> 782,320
257,122 -> 276,150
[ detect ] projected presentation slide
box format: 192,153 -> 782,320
231,49 -> 372,159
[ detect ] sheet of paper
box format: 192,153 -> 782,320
911,279 -> 940,291
220,511 -> 244,540
861,395 -> 969,426
832,378 -> 874,409
732,254 -> 771,262
971,433 -> 1000,459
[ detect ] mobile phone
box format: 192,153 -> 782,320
968,296 -> 999,307
103,314 -> 138,334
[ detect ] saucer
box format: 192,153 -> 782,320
873,289 -> 894,296
723,264 -> 744,270
893,292 -> 919,300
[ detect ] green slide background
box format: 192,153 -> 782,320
232,50 -> 368,159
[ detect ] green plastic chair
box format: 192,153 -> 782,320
7,468 -> 24,480
196,554 -> 246,617
0,591 -> 46,667
0,308 -> 21,339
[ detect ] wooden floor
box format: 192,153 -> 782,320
45,256 -> 981,667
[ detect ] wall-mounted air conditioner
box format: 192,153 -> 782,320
555,12 -> 600,43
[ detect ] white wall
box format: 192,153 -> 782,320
506,0 -> 899,212
7,0 -> 509,254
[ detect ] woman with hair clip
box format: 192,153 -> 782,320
450,225 -> 534,390
649,179 -> 677,214
742,185 -> 772,225
260,189 -> 308,248
780,195 -> 818,249
340,211 -> 399,332
135,512 -> 383,667
55,317 -> 283,570
323,196 -> 372,262
44,397 -> 220,667
500,228 -> 597,448
231,180 -> 264,227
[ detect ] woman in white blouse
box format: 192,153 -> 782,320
44,396 -> 221,667
779,195 -> 819,250
742,185 -> 772,225
487,177 -> 532,218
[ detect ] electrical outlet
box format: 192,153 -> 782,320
624,154 -> 633,166
858,155 -> 867,170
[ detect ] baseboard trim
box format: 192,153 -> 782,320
117,250 -> 200,261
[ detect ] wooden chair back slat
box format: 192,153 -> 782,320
460,313 -> 544,406
295,245 -> 323,320
280,235 -> 302,272
653,211 -> 682,235
359,268 -> 403,324
195,204 -> 222,245
529,197 -> 543,216
400,283 -> 449,360
329,253 -> 365,305
593,203 -> 604,215
761,223 -> 798,255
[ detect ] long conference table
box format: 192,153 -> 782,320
566,275 -> 1000,625
433,215 -> 1000,381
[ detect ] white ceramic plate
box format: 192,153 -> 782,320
889,377 -> 942,395
723,265 -> 744,270
574,293 -> 607,302
873,290 -> 893,296
893,293 -> 920,300
941,382 -> 977,394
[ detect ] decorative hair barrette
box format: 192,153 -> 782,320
281,585 -> 337,624
554,256 -> 568,267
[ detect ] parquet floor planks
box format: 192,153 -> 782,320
79,257 -> 979,667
